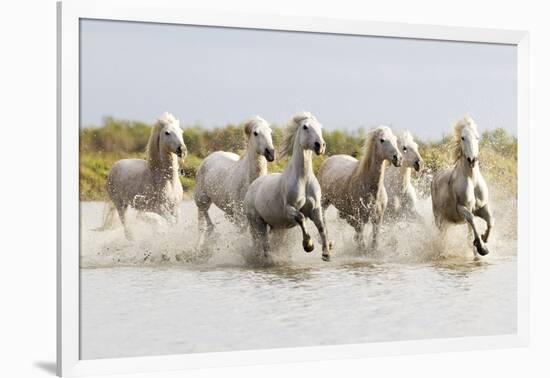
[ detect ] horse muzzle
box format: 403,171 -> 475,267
414,159 -> 423,172
264,148 -> 275,162
314,141 -> 326,155
392,154 -> 402,167
176,146 -> 187,159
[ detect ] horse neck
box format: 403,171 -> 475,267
150,145 -> 179,183
241,143 -> 267,183
354,147 -> 386,197
285,138 -> 313,182
455,156 -> 479,179
399,166 -> 412,193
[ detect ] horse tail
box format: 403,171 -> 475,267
93,201 -> 119,231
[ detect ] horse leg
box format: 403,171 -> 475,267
320,198 -> 334,252
370,209 -> 385,252
352,222 -> 367,252
196,206 -> 214,250
342,212 -> 366,251
310,207 -> 331,261
285,205 -> 314,253
457,205 -> 489,257
474,204 -> 494,243
168,203 -> 180,226
115,202 -> 132,240
466,226 -> 478,260
248,214 -> 271,262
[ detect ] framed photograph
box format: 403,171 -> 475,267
57,0 -> 529,376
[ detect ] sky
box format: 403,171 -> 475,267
80,19 -> 517,141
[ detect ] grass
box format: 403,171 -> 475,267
79,118 -> 517,201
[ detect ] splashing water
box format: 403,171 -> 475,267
80,194 -> 516,268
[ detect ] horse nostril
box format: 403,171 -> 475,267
393,155 -> 398,161
176,146 -> 187,158
467,157 -> 472,163
314,142 -> 321,150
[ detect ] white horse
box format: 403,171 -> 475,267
384,130 -> 423,221
318,126 -> 402,252
194,116 -> 275,248
103,112 -> 187,239
244,112 -> 331,262
431,117 -> 494,259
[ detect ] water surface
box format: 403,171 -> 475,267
80,200 -> 517,359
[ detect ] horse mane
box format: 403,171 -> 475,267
357,126 -> 388,174
398,130 -> 414,146
146,112 -> 177,169
279,112 -> 316,159
451,116 -> 479,162
243,115 -> 263,137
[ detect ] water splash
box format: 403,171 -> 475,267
80,191 -> 517,269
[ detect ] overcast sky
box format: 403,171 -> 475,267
80,19 -> 517,141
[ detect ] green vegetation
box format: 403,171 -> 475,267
80,117 -> 517,201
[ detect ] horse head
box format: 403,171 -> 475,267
398,130 -> 423,171
373,126 -> 402,167
158,112 -> 187,158
244,116 -> 275,162
455,117 -> 480,168
295,112 -> 326,156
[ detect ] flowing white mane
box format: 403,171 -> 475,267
158,112 -> 178,126
398,130 -> 415,146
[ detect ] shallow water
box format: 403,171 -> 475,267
80,200 -> 517,360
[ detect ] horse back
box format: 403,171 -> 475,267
318,155 -> 357,191
107,159 -> 150,194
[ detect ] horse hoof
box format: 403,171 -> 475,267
473,239 -> 489,256
303,239 -> 314,253
322,254 -> 330,262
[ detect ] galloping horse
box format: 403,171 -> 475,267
194,116 -> 275,249
104,112 -> 187,240
431,117 -> 493,259
318,126 -> 402,252
244,112 -> 331,262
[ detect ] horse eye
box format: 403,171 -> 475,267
253,131 -> 258,136
403,147 -> 407,151
164,131 -> 170,136
380,138 -> 385,143
461,136 -> 465,141
303,125 -> 308,130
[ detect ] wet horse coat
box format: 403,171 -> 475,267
431,117 -> 494,258
245,112 -> 331,262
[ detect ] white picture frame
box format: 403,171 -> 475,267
57,0 -> 530,376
